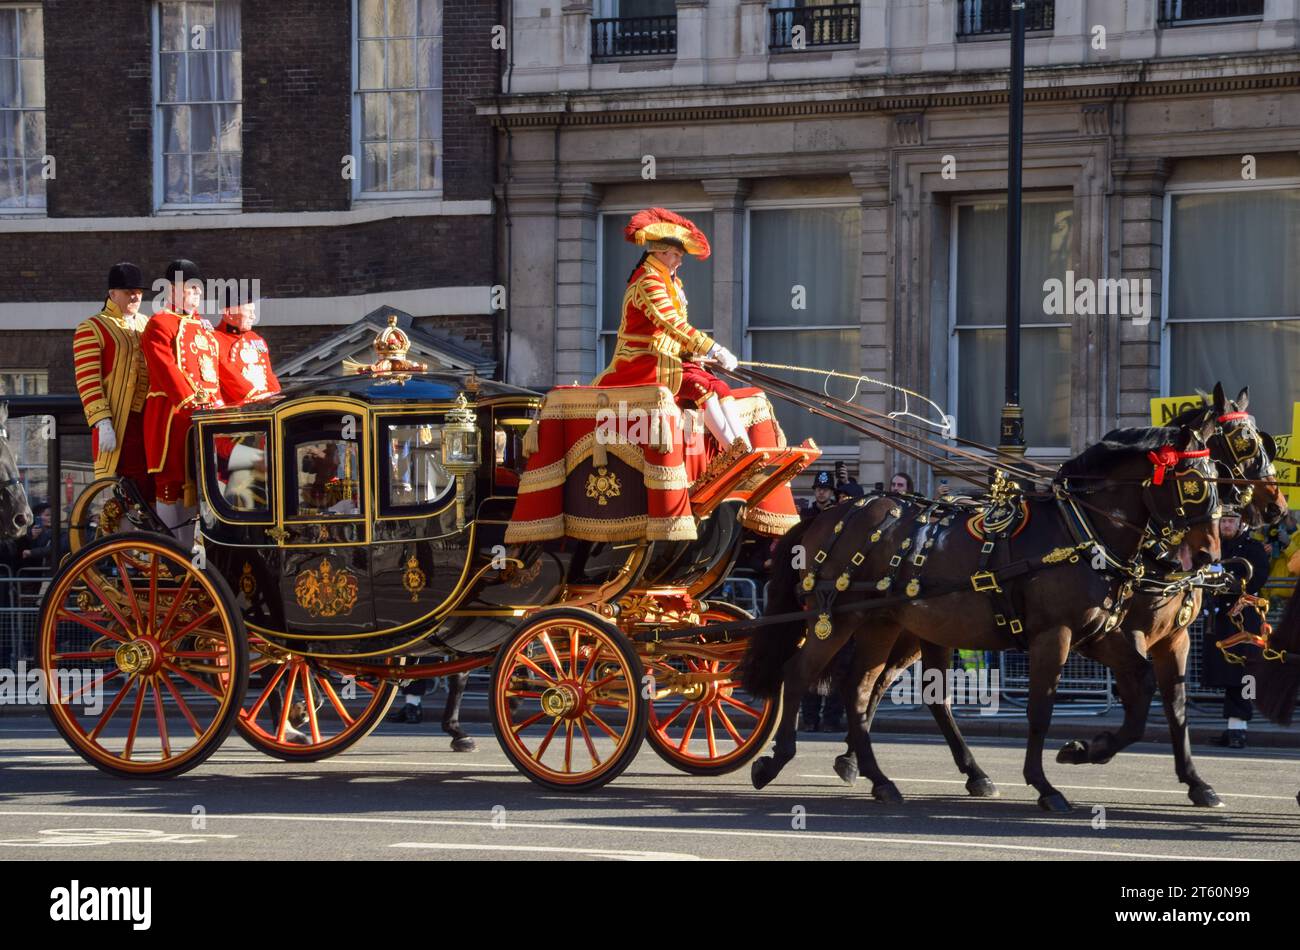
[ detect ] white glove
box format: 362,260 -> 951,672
708,343 -> 739,372
95,418 -> 117,455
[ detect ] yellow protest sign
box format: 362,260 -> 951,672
1150,395 -> 1204,427
1275,433 -> 1297,508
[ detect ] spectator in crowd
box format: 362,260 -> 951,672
1205,512 -> 1272,749
801,470 -> 837,522
890,472 -> 914,494
20,503 -> 56,569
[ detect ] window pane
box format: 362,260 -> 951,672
1171,320 -> 1300,436
188,51 -> 216,101
0,11 -> 13,58
1170,190 -> 1300,321
214,431 -> 269,512
418,139 -> 439,191
213,0 -> 240,50
216,50 -> 241,100
359,39 -> 384,89
359,0 -> 385,37
957,327 -> 1070,447
218,102 -> 240,151
22,109 -> 43,157
160,52 -> 187,102
362,93 -> 387,140
19,8 -> 42,57
363,142 -> 388,191
24,158 -> 45,205
191,151 -> 219,201
188,1 -> 216,47
0,160 -> 19,205
956,200 -> 1074,327
160,4 -> 186,51
218,152 -> 240,202
190,103 -> 218,152
599,212 -> 714,334
387,38 -> 415,87
418,0 -> 442,36
163,104 -> 190,152
390,90 -> 417,139
19,58 -> 42,108
748,207 -> 860,328
387,0 -> 416,36
751,329 -> 859,447
418,90 -> 440,141
390,141 -> 417,191
295,440 -> 361,516
0,60 -> 16,108
165,153 -> 190,202
416,37 -> 441,88
386,423 -> 452,507
0,112 -> 17,156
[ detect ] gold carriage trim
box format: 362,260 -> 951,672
294,557 -> 359,618
239,562 -> 257,598
740,505 -> 800,535
403,554 -> 427,602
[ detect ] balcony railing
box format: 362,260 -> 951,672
591,15 -> 677,58
769,3 -> 861,51
1157,0 -> 1264,26
957,0 -> 1055,37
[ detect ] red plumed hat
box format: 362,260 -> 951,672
625,207 -> 711,259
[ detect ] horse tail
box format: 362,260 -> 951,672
740,517 -> 813,698
1251,575 -> 1300,726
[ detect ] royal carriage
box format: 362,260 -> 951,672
39,333 -> 820,790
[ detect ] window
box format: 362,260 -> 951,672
354,0 -> 442,197
769,2 -> 860,51
381,419 -> 453,510
951,198 -> 1073,449
956,0 -> 1055,37
154,0 -> 242,209
747,205 -> 860,449
0,4 -> 44,210
492,411 -> 533,494
1166,186 -> 1300,435
0,370 -> 47,502
1157,1 -> 1264,27
592,0 -> 677,58
285,415 -> 362,518
598,211 -> 714,370
208,428 -> 269,515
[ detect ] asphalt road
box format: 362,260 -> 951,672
2,717 -> 1299,861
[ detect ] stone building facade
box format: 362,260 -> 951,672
490,0 -> 1300,489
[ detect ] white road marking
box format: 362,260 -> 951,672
392,842 -> 705,860
0,827 -> 237,847
796,774 -> 1300,802
0,809 -> 1261,861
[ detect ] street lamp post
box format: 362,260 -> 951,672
999,0 -> 1027,456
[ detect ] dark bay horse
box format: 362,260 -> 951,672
741,412 -> 1222,811
0,403 -> 33,540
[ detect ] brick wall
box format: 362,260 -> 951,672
0,214 -> 493,301
42,0 -> 154,217
442,0 -> 500,202
241,0 -> 352,213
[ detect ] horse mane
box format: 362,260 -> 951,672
1057,426 -> 1177,480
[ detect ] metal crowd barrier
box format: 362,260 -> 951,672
0,570 -> 47,673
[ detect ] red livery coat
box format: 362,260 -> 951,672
213,320 -> 280,406
141,309 -> 224,494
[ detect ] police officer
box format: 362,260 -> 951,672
802,470 -> 837,522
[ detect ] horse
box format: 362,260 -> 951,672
0,403 -> 33,540
821,384 -> 1284,808
741,409 -> 1222,812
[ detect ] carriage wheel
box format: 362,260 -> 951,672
490,608 -> 646,791
234,642 -> 398,762
38,532 -> 248,779
644,603 -> 781,776
69,477 -> 145,554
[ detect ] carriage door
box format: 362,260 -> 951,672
276,410 -> 376,636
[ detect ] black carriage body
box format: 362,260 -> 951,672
193,372 -> 546,657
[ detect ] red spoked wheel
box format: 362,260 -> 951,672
490,608 -> 646,791
235,641 -> 399,762
644,603 -> 780,776
37,532 -> 248,779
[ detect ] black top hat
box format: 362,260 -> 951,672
812,470 -> 834,489
162,259 -> 203,285
107,262 -> 145,290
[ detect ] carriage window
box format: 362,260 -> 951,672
493,416 -> 532,493
212,430 -> 269,513
282,414 -> 363,519
384,421 -> 453,508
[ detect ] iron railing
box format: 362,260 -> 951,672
957,0 -> 1055,37
591,15 -> 677,58
769,3 -> 861,51
1157,0 -> 1264,26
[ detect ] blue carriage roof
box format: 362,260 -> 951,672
202,372 -> 542,415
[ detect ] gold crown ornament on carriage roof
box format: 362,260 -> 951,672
343,314 -> 429,376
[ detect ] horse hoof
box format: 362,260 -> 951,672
450,736 -> 477,753
1037,792 -> 1073,813
872,781 -> 903,804
966,776 -> 999,798
1055,740 -> 1088,765
1189,785 -> 1223,808
751,757 -> 778,790
833,754 -> 858,785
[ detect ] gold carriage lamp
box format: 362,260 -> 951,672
442,392 -> 480,528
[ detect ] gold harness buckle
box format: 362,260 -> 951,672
971,571 -> 1002,593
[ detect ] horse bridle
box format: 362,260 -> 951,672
1208,410 -> 1276,510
